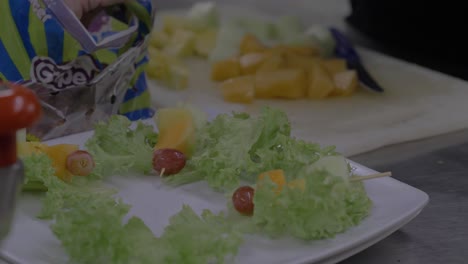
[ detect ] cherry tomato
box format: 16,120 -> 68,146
66,150 -> 95,176
232,186 -> 255,216
153,148 -> 186,176
0,82 -> 42,167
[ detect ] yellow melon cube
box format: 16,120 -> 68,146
257,53 -> 287,73
321,58 -> 347,75
239,52 -> 267,75
307,64 -> 335,99
211,58 -> 241,81
220,75 -> 255,104
285,52 -> 318,71
257,169 -> 286,194
255,69 -> 307,99
239,34 -> 267,55
332,70 -> 359,96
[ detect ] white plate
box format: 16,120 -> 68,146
0,127 -> 429,264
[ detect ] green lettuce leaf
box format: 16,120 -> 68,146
251,168 -> 372,240
22,154 -> 56,192
156,205 -> 243,264
85,115 -> 158,178
166,107 -> 337,191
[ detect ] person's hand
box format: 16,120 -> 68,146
63,0 -> 127,19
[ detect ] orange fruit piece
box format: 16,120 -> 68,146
257,169 -> 287,194
43,144 -> 80,182
154,107 -> 196,157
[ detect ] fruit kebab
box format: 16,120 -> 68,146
0,82 -> 42,240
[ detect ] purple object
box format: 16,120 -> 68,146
330,27 -> 384,93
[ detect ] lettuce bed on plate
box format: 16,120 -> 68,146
22,107 -> 371,264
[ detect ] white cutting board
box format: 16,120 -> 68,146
149,4 -> 468,157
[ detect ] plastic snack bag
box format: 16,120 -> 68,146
0,0 -> 156,140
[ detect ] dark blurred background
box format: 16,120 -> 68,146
347,0 -> 468,81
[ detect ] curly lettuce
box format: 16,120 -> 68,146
85,115 -> 158,178
251,168 -> 372,240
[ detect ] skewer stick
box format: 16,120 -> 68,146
159,168 -> 166,178
350,171 -> 392,182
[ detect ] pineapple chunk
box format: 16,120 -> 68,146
146,49 -> 171,80
255,69 -> 307,99
194,29 -> 218,57
239,34 -> 266,55
167,63 -> 189,90
308,64 -> 335,99
211,57 -> 241,81
163,29 -> 196,57
220,75 -> 255,104
257,53 -> 286,73
239,52 -> 267,75
332,70 -> 359,96
150,31 -> 170,49
321,58 -> 347,75
270,44 -> 320,57
285,52 -> 318,71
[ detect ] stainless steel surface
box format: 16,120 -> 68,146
345,130 -> 468,264
0,162 -> 24,242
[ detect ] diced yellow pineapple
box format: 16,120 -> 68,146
321,58 -> 347,75
332,70 -> 359,96
285,52 -> 318,71
163,29 -> 196,58
211,57 -> 241,81
307,63 -> 335,99
255,69 -> 307,99
239,52 -> 267,75
257,53 -> 286,73
194,29 -> 218,57
239,34 -> 266,55
167,63 -> 189,90
270,44 -> 320,57
220,75 -> 255,104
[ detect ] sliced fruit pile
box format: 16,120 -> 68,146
146,2 -> 219,90
212,34 -> 359,104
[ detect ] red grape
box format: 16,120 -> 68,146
66,150 -> 95,176
153,148 -> 186,176
232,186 -> 255,216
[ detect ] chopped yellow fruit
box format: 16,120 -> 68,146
307,63 -> 335,99
162,15 -> 189,35
239,52 -> 267,75
332,70 -> 359,96
211,57 -> 241,81
154,107 -> 196,157
270,44 -> 320,57
194,29 -> 218,57
285,52 -> 318,71
255,69 -> 307,99
167,63 -> 189,90
239,34 -> 266,55
220,75 -> 255,104
288,178 -> 306,192
44,144 -> 79,182
321,58 -> 347,75
163,29 -> 196,58
149,31 -> 170,49
257,169 -> 286,194
257,53 -> 286,73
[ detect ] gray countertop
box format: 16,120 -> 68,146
345,129 -> 468,264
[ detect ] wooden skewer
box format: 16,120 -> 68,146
350,171 -> 392,182
159,168 -> 166,178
